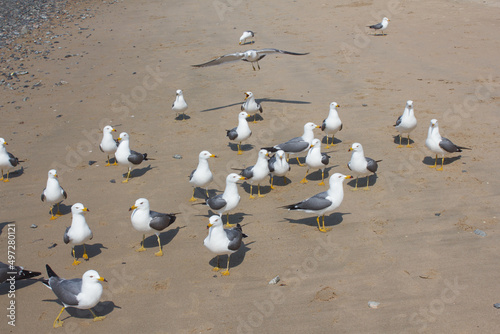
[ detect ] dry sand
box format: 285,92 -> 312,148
1,0 -> 500,333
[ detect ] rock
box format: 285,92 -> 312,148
368,301 -> 380,309
173,154 -> 182,159
474,229 -> 487,237
30,224 -> 37,228
268,275 -> 280,285
494,303 -> 500,309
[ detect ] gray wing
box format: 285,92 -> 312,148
99,144 -> 104,152
225,228 -> 243,251
63,226 -> 70,244
189,169 -> 196,181
240,166 -> 254,179
369,23 -> 383,29
192,52 -> 245,67
149,211 -> 176,231
366,158 -> 379,173
41,190 -> 46,202
258,105 -> 263,113
321,153 -> 330,166
321,119 -> 326,131
226,127 -> 238,140
128,150 -> 146,165
207,194 -> 226,210
439,137 -> 461,153
268,155 -> 277,173
287,191 -> 332,211
62,188 -> 68,199
50,277 -> 81,306
7,152 -> 19,167
257,48 -> 309,56
276,137 -> 309,153
394,115 -> 402,127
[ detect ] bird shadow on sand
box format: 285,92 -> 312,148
300,166 -> 338,183
392,134 -> 415,147
241,182 -> 273,197
124,165 -> 155,179
191,187 -> 218,201
174,114 -> 191,121
142,226 -> 183,250
422,155 -> 462,167
208,240 -> 254,271
283,212 -> 350,230
0,278 -> 40,295
199,98 -> 311,112
85,243 -> 108,260
347,174 -> 379,189
50,203 -> 72,217
0,221 -> 14,236
42,299 -> 120,320
3,166 -> 24,180
321,136 -> 342,146
269,176 -> 292,188
227,142 -> 254,154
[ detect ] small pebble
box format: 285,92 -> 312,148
435,213 -> 441,217
110,179 -> 116,183
494,303 -> 500,309
269,275 -> 280,285
362,104 -> 368,107
88,160 -> 97,166
173,154 -> 182,159
48,243 -> 57,249
368,301 -> 380,309
30,224 -> 37,228
474,229 -> 486,237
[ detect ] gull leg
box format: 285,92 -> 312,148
258,184 -> 265,197
296,157 -> 305,167
283,176 -> 288,185
286,154 -> 289,162
105,155 -> 111,166
49,206 -> 58,220
251,63 -> 256,71
53,306 -> 66,328
249,184 -> 256,199
225,213 -> 235,228
406,134 -> 413,148
82,244 -> 89,260
136,234 -> 146,252
155,234 -> 163,256
205,188 -> 209,198
212,255 -> 220,271
189,188 -> 197,202
331,135 -> 336,146
316,216 -> 322,231
364,175 -> 371,190
112,155 -> 118,166
352,177 -> 359,191
397,134 -> 403,148
56,203 -> 63,216
325,136 -> 330,149
300,169 -> 309,184
0,169 -> 3,181
252,113 -> 257,124
318,169 -> 326,186
122,169 -> 131,183
320,215 -> 331,232
257,61 -> 261,70
221,255 -> 231,276
237,143 -> 243,155
72,248 -> 81,266
437,157 -> 444,171
89,309 -> 106,322
270,175 -> 275,190
4,170 -> 10,182
429,155 -> 438,168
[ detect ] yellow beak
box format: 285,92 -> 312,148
82,207 -> 89,212
345,175 -> 353,179
98,277 -> 107,282
210,154 -> 217,158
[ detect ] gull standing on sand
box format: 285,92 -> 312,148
0,262 -> 41,284
241,92 -> 263,123
283,173 -> 351,232
368,17 -> 390,35
0,138 -> 22,182
268,150 -> 290,189
189,150 -> 217,201
172,89 -> 188,120
41,169 -> 68,220
425,119 -> 470,171
99,125 -> 118,166
205,173 -> 246,227
239,31 -> 255,45
227,111 -> 252,154
237,149 -> 270,199
348,143 -> 381,190
321,102 -> 342,148
63,203 -> 93,266
394,100 -> 417,148
129,198 -> 178,257
192,48 -> 309,71
263,122 -> 320,166
204,215 -> 247,276
301,139 -> 330,186
43,264 -> 106,328
115,132 -> 149,183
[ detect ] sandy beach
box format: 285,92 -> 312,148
1,0 -> 500,332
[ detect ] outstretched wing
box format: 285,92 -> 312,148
256,48 -> 309,56
192,52 -> 245,67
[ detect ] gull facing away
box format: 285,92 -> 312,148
129,198 -> 178,256
241,92 -> 263,123
348,143 -> 381,190
321,102 -> 342,148
42,264 -> 107,328
301,139 -> 330,186
283,173 -> 351,232
239,30 -> 255,45
205,173 -> 246,227
368,17 -> 390,35
115,132 -> 149,183
263,122 -> 320,166
425,119 -> 470,171
192,48 -> 309,71
0,137 -> 22,182
236,149 -> 270,199
41,169 -> 68,220
99,125 -> 118,166
64,203 -> 93,266
0,261 -> 41,284
268,150 -> 290,189
189,150 -> 217,201
227,111 -> 252,155
172,89 -> 188,120
204,215 -> 247,276
394,100 -> 417,147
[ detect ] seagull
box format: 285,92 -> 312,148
227,111 -> 252,154
368,17 -> 390,35
394,100 -> 417,148
41,169 -> 68,220
172,89 -> 188,120
129,198 -> 178,257
425,119 -> 470,171
263,122 -> 320,166
283,173 -> 351,232
241,92 -> 263,123
237,149 -> 270,199
0,261 -> 41,284
268,150 -> 290,189
348,143 -> 381,190
42,264 -> 107,328
192,48 -> 309,71
189,150 -> 217,202
63,203 -> 93,266
321,102 -> 342,148
99,125 -> 118,166
239,30 -> 255,45
301,139 -> 330,186
0,138 -> 22,182
205,173 -> 246,227
115,132 -> 149,183
204,215 -> 247,276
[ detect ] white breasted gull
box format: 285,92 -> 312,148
41,169 -> 68,220
227,111 -> 252,154
237,149 -> 270,199
115,132 -> 149,183
189,150 -> 217,201
172,89 -> 188,120
241,92 -> 263,123
99,125 -> 118,166
0,261 -> 41,284
425,119 -> 470,170
0,138 -> 22,182
205,173 -> 246,227
368,17 -> 390,35
239,31 -> 255,45
321,102 -> 342,148
301,138 -> 330,186
268,150 -> 290,189
394,100 -> 417,148
348,143 -> 381,190
63,203 -> 93,266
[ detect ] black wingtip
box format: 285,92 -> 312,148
45,264 -> 58,278
143,153 -> 148,161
